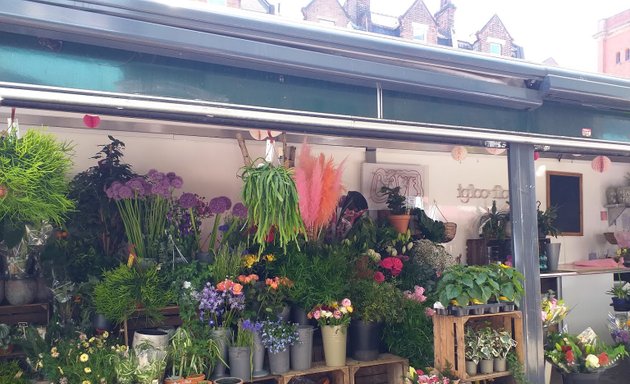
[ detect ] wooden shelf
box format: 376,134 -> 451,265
0,302 -> 49,325
433,311 -> 524,382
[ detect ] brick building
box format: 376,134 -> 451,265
301,0 -> 523,58
225,0 -> 275,14
595,8 -> 630,78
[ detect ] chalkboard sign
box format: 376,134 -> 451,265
546,171 -> 583,236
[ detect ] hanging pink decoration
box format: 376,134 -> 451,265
534,152 -> 540,161
591,155 -> 611,173
485,147 -> 506,155
451,146 -> 467,162
82,114 -> 101,128
248,129 -> 281,140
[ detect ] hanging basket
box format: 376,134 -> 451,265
443,222 -> 457,243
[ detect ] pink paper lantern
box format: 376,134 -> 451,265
451,146 -> 468,162
592,155 -> 611,173
485,147 -> 506,155
82,114 -> 101,128
534,152 -> 540,161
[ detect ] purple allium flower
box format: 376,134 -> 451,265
105,186 -> 115,199
166,172 -> 177,180
126,177 -> 145,194
232,202 -> 248,219
209,196 -> 232,214
147,169 -> 159,179
170,176 -> 184,189
118,185 -> 134,199
147,169 -> 165,183
178,192 -> 199,209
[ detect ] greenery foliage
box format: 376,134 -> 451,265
0,129 -> 74,247
383,298 -> 433,369
0,361 -> 28,384
537,201 -> 559,238
479,200 -> 509,240
240,162 -> 304,251
350,279 -> 403,323
93,264 -> 174,324
411,208 -> 446,243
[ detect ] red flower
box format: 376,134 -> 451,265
565,350 -> 575,364
380,257 -> 404,276
598,352 -> 610,366
380,257 -> 394,269
374,271 -> 385,283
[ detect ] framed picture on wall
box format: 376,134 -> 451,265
361,163 -> 427,210
546,171 -> 583,236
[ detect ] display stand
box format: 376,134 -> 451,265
248,354 -> 407,384
433,311 -> 524,382
0,302 -> 49,325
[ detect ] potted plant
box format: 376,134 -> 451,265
166,326 -> 220,384
260,320 -> 299,374
380,186 -> 411,233
0,128 -> 74,305
435,265 -> 501,315
228,320 -> 257,382
479,200 -> 509,240
489,263 -> 525,310
537,201 -> 559,238
606,277 -> 630,311
349,279 -> 403,360
258,276 -> 293,321
240,161 -> 304,250
477,326 -> 496,374
492,329 -> 517,372
464,327 -> 480,376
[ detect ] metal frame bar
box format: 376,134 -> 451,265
507,143 -> 544,383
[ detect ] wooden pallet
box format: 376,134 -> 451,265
433,311 -> 524,382
0,302 -> 49,325
273,360 -> 350,384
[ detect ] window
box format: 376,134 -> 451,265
412,23 -> 428,42
626,49 -> 630,61
489,42 -> 502,55
318,18 -> 336,26
616,52 -> 621,64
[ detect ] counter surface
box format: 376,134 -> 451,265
540,264 -> 630,277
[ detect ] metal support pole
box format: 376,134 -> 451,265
507,142 -> 544,382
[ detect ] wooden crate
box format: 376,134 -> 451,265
274,360 -> 350,384
433,311 -> 524,382
0,303 -> 49,325
121,305 -> 182,345
347,354 -> 408,384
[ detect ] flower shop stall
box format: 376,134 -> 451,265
1,2 -> 630,383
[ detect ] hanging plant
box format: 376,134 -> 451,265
240,161 -> 304,250
294,142 -> 344,240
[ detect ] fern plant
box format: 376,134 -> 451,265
0,128 -> 74,247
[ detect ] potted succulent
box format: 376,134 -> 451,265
380,186 -> 411,233
492,329 -> 517,372
0,127 -> 74,305
464,327 -> 480,376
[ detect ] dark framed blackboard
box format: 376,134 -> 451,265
546,171 -> 583,236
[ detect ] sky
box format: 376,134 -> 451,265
274,0 -> 629,73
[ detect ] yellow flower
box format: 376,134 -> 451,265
471,298 -> 483,305
84,367 -> 92,373
89,337 -> 95,343
347,306 -> 353,313
264,254 -> 275,262
499,296 -> 509,302
80,353 -> 89,362
500,263 -> 510,269
102,331 -> 109,339
450,299 -> 459,306
409,366 -> 417,377
58,366 -> 64,375
82,381 -> 92,384
242,254 -> 257,268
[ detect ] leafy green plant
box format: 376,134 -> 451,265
436,265 -> 500,307
281,243 -> 351,311
379,186 -> 408,215
411,208 -> 446,242
211,243 -> 246,282
0,361 -> 28,384
464,327 -> 480,364
0,128 -> 74,247
93,264 -> 174,324
607,279 -> 629,299
479,200 -> 509,240
489,263 -> 525,302
383,299 -> 433,369
507,351 -> 530,384
476,326 -> 497,361
240,162 -> 304,251
537,201 -> 559,238
169,326 -> 221,378
350,279 -> 403,323
493,329 -> 517,359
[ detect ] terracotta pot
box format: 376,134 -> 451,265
388,214 -> 411,233
165,377 -> 186,384
184,373 -> 206,383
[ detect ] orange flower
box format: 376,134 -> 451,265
280,277 -> 294,288
237,275 -> 248,284
232,283 -> 244,295
266,278 -> 279,290
216,279 -> 234,292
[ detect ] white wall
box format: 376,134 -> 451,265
43,126 -> 630,265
